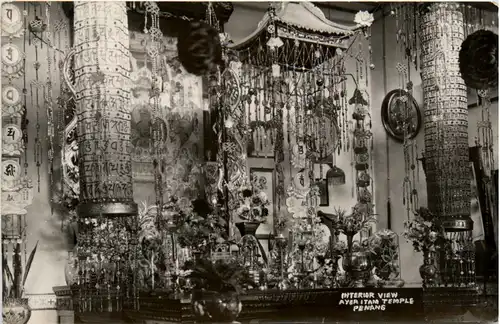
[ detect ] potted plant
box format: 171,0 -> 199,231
186,258 -> 255,323
234,172 -> 270,237
3,241 -> 38,324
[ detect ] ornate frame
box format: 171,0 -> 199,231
381,89 -> 422,143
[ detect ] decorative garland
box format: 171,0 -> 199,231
459,29 -> 498,90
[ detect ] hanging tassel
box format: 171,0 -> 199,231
387,199 -> 392,230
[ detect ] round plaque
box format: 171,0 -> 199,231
2,84 -> 20,106
2,159 -> 21,189
3,124 -> 22,143
291,142 -> 307,169
293,169 -> 310,193
381,89 -> 422,142
1,43 -> 24,78
1,3 -> 24,37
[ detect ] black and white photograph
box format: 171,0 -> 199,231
0,1 -> 498,324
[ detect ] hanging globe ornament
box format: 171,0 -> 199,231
459,29 -> 498,90
177,21 -> 223,76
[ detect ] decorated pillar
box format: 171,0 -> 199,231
71,1 -> 136,217
419,3 -> 475,287
65,1 -> 138,311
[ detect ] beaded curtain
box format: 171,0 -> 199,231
128,31 -> 204,206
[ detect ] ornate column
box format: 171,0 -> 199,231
67,1 -> 138,312
419,3 -> 475,287
72,1 -> 136,216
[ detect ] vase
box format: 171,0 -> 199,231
342,251 -> 372,288
419,248 -> 437,287
331,256 -> 341,287
235,221 -> 261,237
3,298 -> 31,324
192,290 -> 242,322
64,250 -> 78,287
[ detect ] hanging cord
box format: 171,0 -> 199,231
382,10 -> 391,231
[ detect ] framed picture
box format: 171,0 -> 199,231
316,178 -> 329,207
249,167 -> 276,235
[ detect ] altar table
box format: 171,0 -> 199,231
53,285 -> 496,324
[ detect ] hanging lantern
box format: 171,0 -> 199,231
326,164 -> 346,186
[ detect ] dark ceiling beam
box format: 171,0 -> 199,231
62,2 -> 234,38
314,2 -> 381,15
467,2 -> 498,12
313,2 -> 359,14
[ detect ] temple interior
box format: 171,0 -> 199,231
1,1 -> 499,324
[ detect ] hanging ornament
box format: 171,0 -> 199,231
2,85 -> 23,118
459,29 -> 498,89
292,169 -> 311,197
291,142 -> 306,169
1,3 -> 24,38
1,43 -> 24,79
177,21 -> 223,76
28,15 -> 46,33
326,164 -> 346,186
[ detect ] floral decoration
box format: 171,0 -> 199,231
332,203 -> 377,237
183,258 -> 255,294
331,241 -> 348,256
402,207 -> 445,253
354,10 -> 374,28
366,229 -> 400,281
167,197 -> 227,256
234,172 -> 270,223
135,197 -> 228,290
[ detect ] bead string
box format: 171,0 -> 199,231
45,2 -> 55,212
32,3 -> 42,192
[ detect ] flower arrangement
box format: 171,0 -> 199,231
333,203 -> 377,237
402,207 -> 445,253
235,172 -> 270,223
331,241 -> 348,256
3,241 -> 38,300
184,258 -> 255,294
167,197 -> 227,256
365,229 -> 400,281
136,197 -> 228,290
